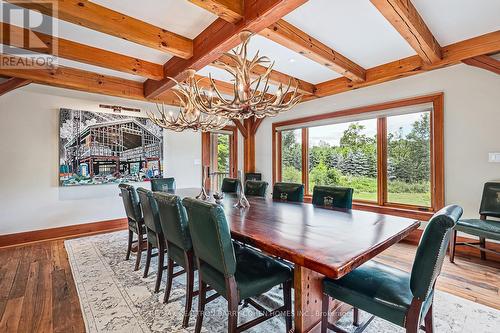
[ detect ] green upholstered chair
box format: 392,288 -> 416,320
119,184 -> 146,271
137,188 -> 167,293
244,180 -> 268,197
182,197 -> 293,333
321,205 -> 463,333
272,182 -> 304,202
312,185 -> 354,209
151,177 -> 176,192
154,192 -> 196,327
221,177 -> 240,193
450,182 -> 500,262
245,172 -> 262,181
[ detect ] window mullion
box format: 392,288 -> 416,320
301,128 -> 309,194
377,117 -> 388,206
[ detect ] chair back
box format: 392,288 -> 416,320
272,182 -> 304,202
312,186 -> 354,209
151,177 -> 176,192
410,205 -> 463,300
119,184 -> 142,222
245,180 -> 268,197
479,182 -> 500,218
154,192 -> 192,251
137,188 -> 162,235
221,177 -> 239,193
182,197 -> 237,277
245,172 -> 262,181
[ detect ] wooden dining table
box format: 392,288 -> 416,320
172,188 -> 420,333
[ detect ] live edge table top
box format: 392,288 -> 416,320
170,188 -> 421,279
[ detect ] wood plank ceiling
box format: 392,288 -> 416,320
0,0 -> 498,103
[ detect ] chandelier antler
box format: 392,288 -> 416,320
147,70 -> 229,132
190,31 -> 302,119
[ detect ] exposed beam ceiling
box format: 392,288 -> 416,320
188,0 -> 243,24
213,54 -> 316,95
0,23 -> 164,80
144,0 -> 308,99
0,77 -> 31,96
0,54 -> 179,105
5,0 -> 193,59
261,20 -> 366,82
370,0 -> 442,64
462,55 -> 500,75
314,31 -> 500,97
190,0 -> 365,82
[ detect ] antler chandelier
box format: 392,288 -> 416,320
147,71 -> 229,132
189,31 -> 302,119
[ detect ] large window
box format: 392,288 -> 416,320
308,119 -> 377,201
273,94 -> 444,216
280,129 -> 302,183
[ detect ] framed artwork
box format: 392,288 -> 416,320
59,108 -> 163,186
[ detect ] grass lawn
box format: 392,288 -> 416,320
353,191 -> 430,207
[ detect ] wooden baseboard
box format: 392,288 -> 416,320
403,229 -> 500,263
0,218 -> 128,249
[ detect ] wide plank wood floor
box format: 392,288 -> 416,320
0,238 -> 498,332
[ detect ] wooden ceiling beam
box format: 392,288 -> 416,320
261,20 -> 366,82
144,0 -> 308,99
462,55 -> 500,75
0,77 -> 31,96
5,0 -> 193,59
0,23 -> 164,80
315,31 -> 500,97
370,0 -> 442,64
0,54 -> 179,105
188,0 -> 243,24
213,54 -> 316,95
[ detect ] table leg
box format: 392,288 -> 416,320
294,265 -> 351,333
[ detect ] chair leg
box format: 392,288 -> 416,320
134,227 -> 143,271
321,293 -> 329,333
194,280 -> 207,333
353,307 -> 360,326
143,242 -> 152,278
283,280 -> 292,332
479,237 -> 486,260
449,229 -> 457,263
227,294 -> 239,333
424,304 -> 434,333
182,258 -> 195,328
155,242 -> 165,293
163,257 -> 174,304
125,230 -> 133,260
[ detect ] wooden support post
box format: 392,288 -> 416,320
243,118 -> 256,173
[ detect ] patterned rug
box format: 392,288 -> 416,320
65,231 -> 500,333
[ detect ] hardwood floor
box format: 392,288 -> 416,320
0,241 -> 85,333
0,238 -> 498,332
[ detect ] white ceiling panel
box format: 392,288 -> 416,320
91,0 -> 218,39
413,0 -> 500,46
284,0 -> 416,68
241,35 -> 342,84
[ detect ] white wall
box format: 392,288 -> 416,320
0,84 -> 244,234
255,64 -> 500,219
0,85 -> 180,234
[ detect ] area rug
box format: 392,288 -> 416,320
65,231 -> 500,333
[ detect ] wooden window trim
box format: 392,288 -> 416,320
272,93 -> 444,221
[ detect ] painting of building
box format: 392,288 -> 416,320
59,108 -> 163,186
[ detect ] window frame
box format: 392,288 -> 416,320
272,93 -> 444,220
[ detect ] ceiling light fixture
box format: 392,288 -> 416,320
188,31 -> 302,120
